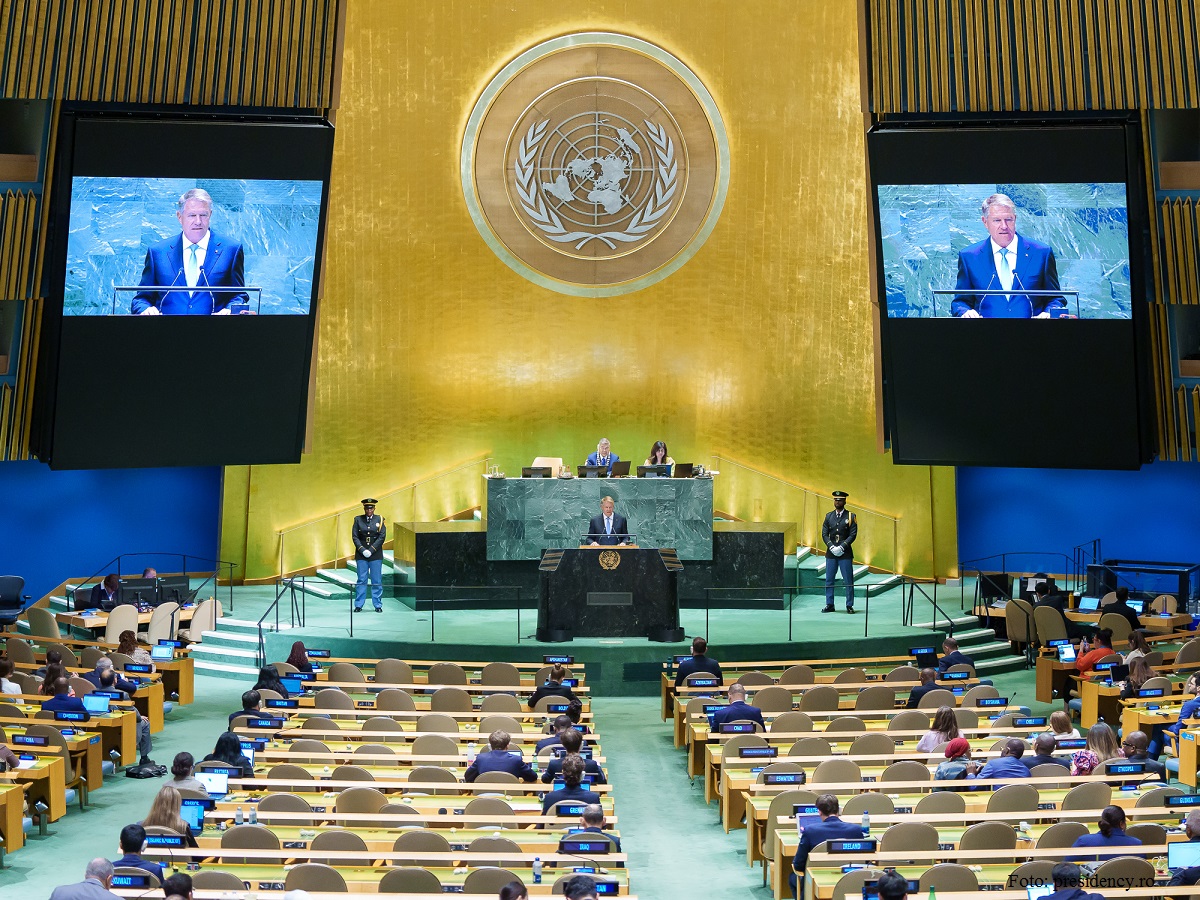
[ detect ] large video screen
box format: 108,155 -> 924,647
65,177 -> 322,316
32,109 -> 334,470
879,181 -> 1130,320
868,120 -> 1152,470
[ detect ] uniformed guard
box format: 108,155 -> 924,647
353,498 -> 386,613
821,490 -> 857,614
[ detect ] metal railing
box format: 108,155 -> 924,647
710,455 -> 901,574
690,584 -> 874,640
274,456 -> 492,578
72,552 -> 237,612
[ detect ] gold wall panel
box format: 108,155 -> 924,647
223,0 -> 957,581
0,0 -> 338,105
866,0 -> 1200,112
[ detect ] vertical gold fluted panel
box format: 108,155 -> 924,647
867,0 -> 1200,112
0,0 -> 337,105
222,0 -> 958,581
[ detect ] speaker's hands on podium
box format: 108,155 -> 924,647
140,306 -> 162,315
961,309 -> 981,318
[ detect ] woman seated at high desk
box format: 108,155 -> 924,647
645,440 -> 675,469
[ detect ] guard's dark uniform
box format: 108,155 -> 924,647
353,500 -> 386,611
822,495 -> 857,611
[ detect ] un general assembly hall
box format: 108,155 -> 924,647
4,2 -> 1200,898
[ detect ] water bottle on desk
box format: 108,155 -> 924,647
861,810 -> 870,835
532,857 -> 543,884
235,806 -> 243,825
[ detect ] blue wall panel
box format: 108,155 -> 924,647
957,461 -> 1200,570
0,461 -> 221,602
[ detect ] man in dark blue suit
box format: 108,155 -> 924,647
576,803 -> 621,852
710,683 -> 765,731
464,730 -> 536,782
586,496 -> 629,546
41,678 -> 90,716
131,188 -> 249,315
541,727 -> 606,785
952,193 -> 1066,319
540,756 -> 601,814
584,438 -> 619,474
674,636 -> 723,687
790,794 -> 866,898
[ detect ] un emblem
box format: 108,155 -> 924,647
598,550 -> 621,571
462,33 -> 729,296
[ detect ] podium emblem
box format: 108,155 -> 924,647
598,550 -> 621,571
462,32 -> 729,296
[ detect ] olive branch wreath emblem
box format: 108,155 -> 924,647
514,118 -> 678,251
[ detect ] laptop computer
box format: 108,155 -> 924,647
522,466 -> 552,478
82,694 -> 111,714
609,460 -> 630,477
150,645 -> 174,661
637,464 -> 671,478
1057,644 -> 1077,663
1169,841 -> 1200,869
180,797 -> 215,836
577,465 -> 608,478
280,676 -> 304,695
673,462 -> 694,478
195,770 -> 230,798
1128,599 -> 1145,614
1077,596 -> 1100,611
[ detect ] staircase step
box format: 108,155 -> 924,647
285,577 -> 349,600
864,575 -> 903,597
194,659 -> 260,678
975,655 -> 1029,674
910,614 -> 977,630
952,628 -> 995,642
968,640 -> 1018,658
191,642 -> 260,661
317,567 -> 358,588
813,561 -> 870,578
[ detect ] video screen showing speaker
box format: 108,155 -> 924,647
64,176 -> 322,317
33,108 -> 335,470
867,118 -> 1153,469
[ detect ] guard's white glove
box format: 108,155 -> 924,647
362,549 -> 372,558
831,545 -> 844,557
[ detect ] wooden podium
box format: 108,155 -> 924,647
536,546 -> 685,643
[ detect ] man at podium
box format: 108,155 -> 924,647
587,496 -> 629,546
952,193 -> 1066,319
131,188 -> 249,315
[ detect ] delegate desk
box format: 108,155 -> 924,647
0,701 -> 138,765
799,843 -> 1181,900
55,603 -> 197,637
0,755 -> 65,822
660,656 -> 919,721
671,676 -> 982,747
17,635 -> 195,705
538,547 -> 684,642
486,473 -> 714,561
0,781 -> 25,853
757,797 -> 1186,894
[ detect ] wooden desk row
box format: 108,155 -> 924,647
6,632 -> 195,706
659,655 -> 921,720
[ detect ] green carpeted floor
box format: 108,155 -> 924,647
2,664 -> 1057,897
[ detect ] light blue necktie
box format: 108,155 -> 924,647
186,243 -> 200,295
997,247 -> 1012,292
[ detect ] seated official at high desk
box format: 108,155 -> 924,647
585,437 -> 619,474
644,439 -> 674,469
